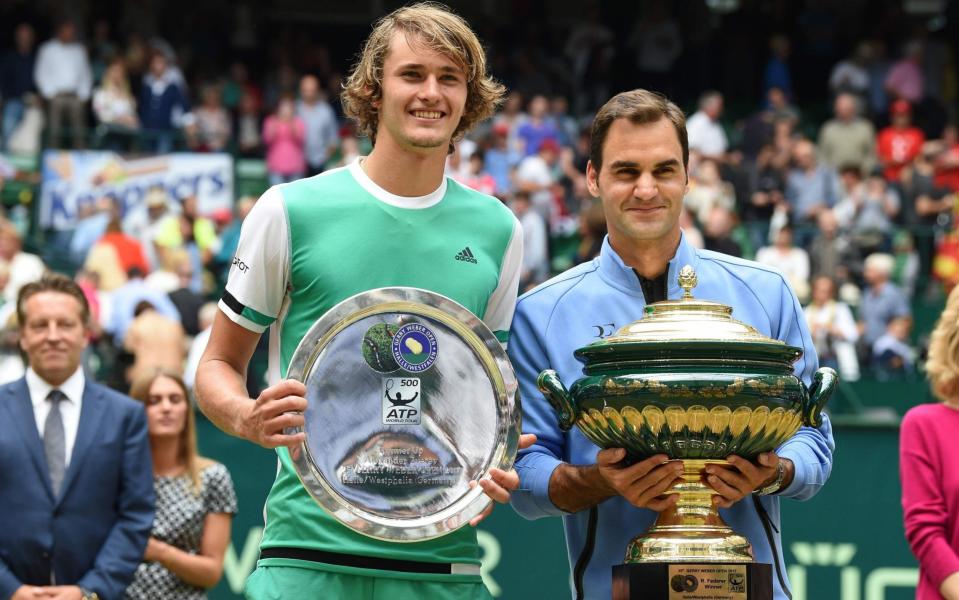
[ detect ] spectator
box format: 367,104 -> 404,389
459,151 -> 497,196
805,275 -> 860,381
878,99 -> 925,182
574,200 -> 607,265
858,252 -> 911,353
808,209 -> 859,287
183,302 -> 218,391
0,274 -> 153,600
686,90 -> 727,160
743,144 -> 787,250
511,190 -> 549,290
702,206 -> 743,257
125,186 -> 177,272
0,24 -> 36,151
930,123 -> 959,192
123,301 -> 186,385
515,138 -> 561,227
212,196 -> 255,277
235,91 -> 262,157
548,95 -> 578,147
763,34 -> 793,99
95,216 -> 151,277
140,50 -> 190,154
297,75 -> 338,175
892,230 -> 920,300
885,40 -> 924,104
0,218 -> 44,304
817,93 -> 876,173
785,138 -> 842,226
684,158 -> 735,226
105,267 -> 181,346
92,59 -> 139,151
836,168 -> 901,257
190,85 -> 231,152
756,224 -> 811,302
485,122 -> 522,194
168,257 -> 205,336
897,152 -> 953,285
828,41 -> 871,103
69,196 -> 113,268
125,369 -> 237,599
516,95 -> 560,157
627,0 -> 682,97
34,20 -> 92,149
900,285 -> 959,600
872,315 -> 915,379
262,95 -> 306,185
155,195 -> 219,292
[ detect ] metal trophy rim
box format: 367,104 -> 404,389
286,287 -> 520,542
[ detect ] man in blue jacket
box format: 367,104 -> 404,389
508,89 -> 834,600
0,274 -> 154,600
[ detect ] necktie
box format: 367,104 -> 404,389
44,390 -> 66,496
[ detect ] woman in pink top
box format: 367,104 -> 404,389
901,284 -> 959,600
262,95 -> 306,186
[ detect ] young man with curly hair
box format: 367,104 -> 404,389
196,4 -> 527,599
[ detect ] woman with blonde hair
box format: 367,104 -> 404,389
900,285 -> 959,600
93,59 -> 139,150
125,369 -> 237,599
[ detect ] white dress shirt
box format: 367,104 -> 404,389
686,110 -> 729,157
27,367 -> 86,468
33,39 -> 93,101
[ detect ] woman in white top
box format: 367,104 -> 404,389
804,275 -> 860,381
93,59 -> 139,150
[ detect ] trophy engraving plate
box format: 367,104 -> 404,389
287,287 -> 520,542
667,565 -> 748,600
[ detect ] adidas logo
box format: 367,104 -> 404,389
454,247 -> 478,264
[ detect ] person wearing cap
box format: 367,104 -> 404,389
515,137 -> 562,226
878,99 -> 925,182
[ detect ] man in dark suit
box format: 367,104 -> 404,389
0,274 -> 154,600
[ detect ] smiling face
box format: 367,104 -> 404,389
587,117 -> 688,254
374,31 -> 467,155
19,292 -> 88,386
144,375 -> 189,440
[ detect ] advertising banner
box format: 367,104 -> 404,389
39,151 -> 234,230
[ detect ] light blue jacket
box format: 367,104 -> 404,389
508,234 -> 835,600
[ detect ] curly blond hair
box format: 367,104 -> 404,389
341,2 -> 505,151
926,285 -> 959,402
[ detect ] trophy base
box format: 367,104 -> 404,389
612,562 -> 772,600
625,460 -> 755,563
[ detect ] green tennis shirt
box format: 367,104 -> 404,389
219,159 -> 523,573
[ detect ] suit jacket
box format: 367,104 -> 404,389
0,377 -> 154,600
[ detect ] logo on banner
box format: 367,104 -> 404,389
382,377 -> 421,424
391,323 -> 438,373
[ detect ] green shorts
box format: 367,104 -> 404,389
245,562 -> 492,600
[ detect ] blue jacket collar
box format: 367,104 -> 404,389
597,232 -> 700,300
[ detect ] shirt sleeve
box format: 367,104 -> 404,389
773,277 -> 836,501
482,213 -> 524,347
900,409 -> 959,589
203,462 -> 239,515
218,187 -> 290,333
507,295 -> 568,520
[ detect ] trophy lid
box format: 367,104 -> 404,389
575,265 -> 802,368
605,265 -> 784,345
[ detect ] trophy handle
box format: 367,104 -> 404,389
537,370 -> 577,432
802,367 -> 838,428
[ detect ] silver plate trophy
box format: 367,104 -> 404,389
286,287 -> 520,542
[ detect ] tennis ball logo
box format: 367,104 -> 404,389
404,337 -> 423,355
362,323 -> 400,373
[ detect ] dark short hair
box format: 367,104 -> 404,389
17,273 -> 90,327
589,89 -> 688,172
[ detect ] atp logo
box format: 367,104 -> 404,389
382,378 -> 421,424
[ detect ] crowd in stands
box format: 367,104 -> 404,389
0,7 -> 958,394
